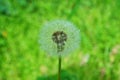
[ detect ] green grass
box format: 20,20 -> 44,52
0,0 -> 120,80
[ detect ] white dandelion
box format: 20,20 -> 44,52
39,20 -> 80,80
39,20 -> 80,57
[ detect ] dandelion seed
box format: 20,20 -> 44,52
39,20 -> 80,57
80,54 -> 90,66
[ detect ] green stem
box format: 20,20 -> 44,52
58,56 -> 61,80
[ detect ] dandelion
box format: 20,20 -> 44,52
39,20 -> 80,56
39,20 -> 80,80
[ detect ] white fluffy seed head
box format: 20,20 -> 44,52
39,20 -> 80,57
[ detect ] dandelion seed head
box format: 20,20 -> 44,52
39,20 -> 80,57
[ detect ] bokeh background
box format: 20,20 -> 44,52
0,0 -> 120,80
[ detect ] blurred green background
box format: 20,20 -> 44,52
0,0 -> 120,80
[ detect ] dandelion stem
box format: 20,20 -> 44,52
58,56 -> 61,80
